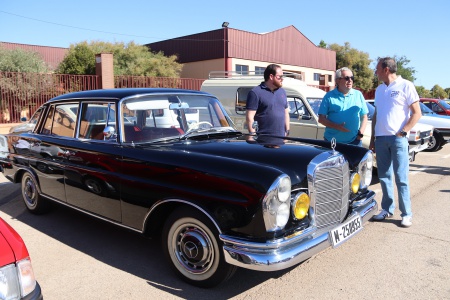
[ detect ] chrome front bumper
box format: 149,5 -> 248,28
220,190 -> 377,272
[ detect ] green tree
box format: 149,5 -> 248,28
393,55 -> 416,82
56,42 -> 96,74
0,46 -> 49,73
56,41 -> 182,77
318,40 -> 327,48
430,84 -> 448,99
415,86 -> 432,98
445,88 -> 450,98
327,42 -> 374,91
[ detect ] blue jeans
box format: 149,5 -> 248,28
375,135 -> 411,217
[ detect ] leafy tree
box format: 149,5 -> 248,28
430,84 -> 448,99
56,42 -> 96,74
318,40 -> 327,48
445,88 -> 450,98
0,46 -> 49,73
415,86 -> 432,98
327,42 -> 374,91
56,41 -> 182,77
393,55 -> 416,82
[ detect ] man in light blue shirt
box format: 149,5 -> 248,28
318,67 -> 368,145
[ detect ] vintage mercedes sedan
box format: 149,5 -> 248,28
0,88 -> 377,287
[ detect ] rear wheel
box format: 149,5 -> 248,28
21,172 -> 50,214
162,207 -> 236,288
426,130 -> 443,152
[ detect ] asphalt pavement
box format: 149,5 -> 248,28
1,145 -> 449,299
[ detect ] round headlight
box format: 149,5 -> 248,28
292,192 -> 310,220
277,176 -> 291,202
351,173 -> 360,194
276,203 -> 290,226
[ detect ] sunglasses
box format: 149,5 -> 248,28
341,76 -> 354,81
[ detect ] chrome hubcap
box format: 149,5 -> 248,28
174,226 -> 213,274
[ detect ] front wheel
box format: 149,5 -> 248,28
426,130 -> 443,152
162,207 -> 236,288
21,172 -> 50,214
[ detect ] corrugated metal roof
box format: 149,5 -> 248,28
0,41 -> 68,70
147,26 -> 335,71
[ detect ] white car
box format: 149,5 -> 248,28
365,101 -> 433,160
417,102 -> 450,151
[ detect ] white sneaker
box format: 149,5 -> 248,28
401,216 -> 412,227
372,209 -> 393,221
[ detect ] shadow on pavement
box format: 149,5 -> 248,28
0,183 -> 298,298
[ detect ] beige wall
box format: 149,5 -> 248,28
181,59 -> 224,79
180,58 -> 334,87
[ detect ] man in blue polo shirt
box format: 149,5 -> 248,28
246,64 -> 290,137
318,67 -> 368,145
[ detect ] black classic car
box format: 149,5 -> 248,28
0,88 -> 377,287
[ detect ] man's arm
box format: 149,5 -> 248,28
358,114 -> 368,139
401,101 -> 422,133
318,114 -> 350,132
285,108 -> 290,136
246,110 -> 257,134
369,110 -> 377,151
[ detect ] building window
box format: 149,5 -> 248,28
255,67 -> 265,75
314,73 -> 321,81
236,65 -> 249,75
328,75 -> 332,82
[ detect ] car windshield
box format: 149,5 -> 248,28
438,99 -> 450,110
307,98 -> 323,115
121,94 -> 235,143
366,102 -> 375,120
419,102 -> 436,115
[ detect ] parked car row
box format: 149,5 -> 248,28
0,87 -> 377,287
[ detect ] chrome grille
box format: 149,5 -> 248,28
308,153 -> 350,229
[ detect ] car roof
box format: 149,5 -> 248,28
48,88 -> 211,103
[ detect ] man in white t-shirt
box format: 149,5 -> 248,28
369,57 -> 422,227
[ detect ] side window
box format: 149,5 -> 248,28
288,97 -> 308,119
255,67 -> 265,75
314,73 -> 321,81
41,104 -> 77,137
236,87 -> 252,115
236,65 -> 249,75
79,102 -> 114,140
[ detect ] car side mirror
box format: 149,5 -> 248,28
103,126 -> 116,139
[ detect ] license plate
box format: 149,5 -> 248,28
329,215 -> 362,248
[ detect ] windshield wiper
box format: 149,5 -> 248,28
181,127 -> 240,140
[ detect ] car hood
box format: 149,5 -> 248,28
419,115 -> 450,128
156,135 -> 358,189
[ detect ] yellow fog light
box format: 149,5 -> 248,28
292,192 -> 310,220
351,173 -> 361,194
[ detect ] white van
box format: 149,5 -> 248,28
201,71 -> 326,139
201,71 -> 431,163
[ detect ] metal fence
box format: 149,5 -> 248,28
1,71 -> 372,124
0,72 -> 205,124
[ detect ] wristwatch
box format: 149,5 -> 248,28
400,130 -> 407,137
357,130 -> 364,138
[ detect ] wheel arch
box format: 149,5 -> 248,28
143,200 -> 222,237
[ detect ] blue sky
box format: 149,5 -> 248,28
1,0 -> 448,90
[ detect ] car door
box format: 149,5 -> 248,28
63,101 -> 123,222
288,97 -> 324,139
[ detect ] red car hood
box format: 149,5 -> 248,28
0,217 -> 29,266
